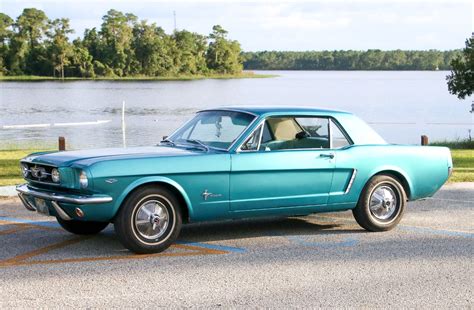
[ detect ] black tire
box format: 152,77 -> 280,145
114,186 -> 182,254
56,217 -> 109,235
352,174 -> 407,232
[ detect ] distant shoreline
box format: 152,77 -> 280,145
0,72 -> 277,82
0,70 -> 451,82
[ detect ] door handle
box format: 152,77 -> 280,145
319,153 -> 335,159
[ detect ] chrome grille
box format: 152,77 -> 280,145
23,163 -> 56,184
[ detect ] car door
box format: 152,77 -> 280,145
230,116 -> 336,211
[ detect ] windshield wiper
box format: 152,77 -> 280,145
159,139 -> 175,146
185,139 -> 210,152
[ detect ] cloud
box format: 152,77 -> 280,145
258,7 -> 352,30
415,33 -> 441,45
2,0 -> 471,51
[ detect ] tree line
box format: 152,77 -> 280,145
0,9 -> 243,78
242,50 -> 461,71
0,8 -> 464,78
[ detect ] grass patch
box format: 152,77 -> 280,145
0,149 -> 53,186
0,72 -> 277,81
449,149 -> 474,182
430,139 -> 474,150
430,140 -> 473,182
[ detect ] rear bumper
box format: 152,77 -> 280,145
16,184 -> 114,221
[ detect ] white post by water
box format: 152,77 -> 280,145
122,101 -> 126,148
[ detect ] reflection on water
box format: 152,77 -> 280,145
0,71 -> 472,149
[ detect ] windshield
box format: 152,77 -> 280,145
168,110 -> 255,150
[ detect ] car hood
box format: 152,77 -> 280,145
23,146 -> 204,167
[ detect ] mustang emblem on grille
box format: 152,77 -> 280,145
31,166 -> 47,179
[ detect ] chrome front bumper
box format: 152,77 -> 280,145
16,184 -> 113,204
16,184 -> 113,221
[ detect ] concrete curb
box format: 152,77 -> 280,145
0,186 -> 17,197
443,182 -> 474,190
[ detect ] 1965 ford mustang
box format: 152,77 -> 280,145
17,106 -> 452,253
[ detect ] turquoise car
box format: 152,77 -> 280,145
17,106 -> 452,253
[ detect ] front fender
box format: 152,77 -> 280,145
112,176 -> 194,219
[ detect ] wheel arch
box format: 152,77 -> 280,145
112,177 -> 193,223
369,167 -> 413,200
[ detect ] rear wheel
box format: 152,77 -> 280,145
56,217 -> 109,235
114,186 -> 182,254
352,174 -> 407,231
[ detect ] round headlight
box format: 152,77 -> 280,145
51,168 -> 60,183
21,163 -> 29,178
79,170 -> 88,188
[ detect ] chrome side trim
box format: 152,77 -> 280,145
16,184 -> 113,205
18,193 -> 37,211
344,169 -> 358,194
51,201 -> 72,221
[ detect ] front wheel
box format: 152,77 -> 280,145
56,217 -> 109,235
114,186 -> 182,254
352,174 -> 407,232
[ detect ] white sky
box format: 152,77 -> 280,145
1,0 -> 473,51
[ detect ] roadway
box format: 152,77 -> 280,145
0,183 -> 472,308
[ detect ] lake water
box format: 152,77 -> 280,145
0,71 -> 472,149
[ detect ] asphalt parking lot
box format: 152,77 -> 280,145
0,183 -> 472,308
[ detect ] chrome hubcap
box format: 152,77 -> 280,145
135,200 -> 169,239
369,185 -> 398,221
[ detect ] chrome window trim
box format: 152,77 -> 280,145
328,117 -> 333,149
236,118 -> 266,152
237,115 -> 346,153
226,115 -> 260,152
225,113 -> 354,153
238,122 -> 265,152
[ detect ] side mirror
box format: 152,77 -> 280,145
162,135 -> 168,140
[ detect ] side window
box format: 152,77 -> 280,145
259,117 -> 330,151
330,119 -> 351,148
296,117 -> 329,138
261,121 -> 273,144
240,125 -> 262,151
266,118 -> 301,141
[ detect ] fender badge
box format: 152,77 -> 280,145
105,179 -> 118,184
202,189 -> 222,201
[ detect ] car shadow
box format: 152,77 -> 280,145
178,216 -> 367,243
